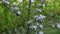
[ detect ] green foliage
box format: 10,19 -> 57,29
0,0 -> 60,34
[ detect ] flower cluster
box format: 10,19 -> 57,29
10,2 -> 21,16
0,0 -> 21,16
3,0 -> 9,5
26,0 -> 47,34
1,0 -> 59,34
29,25 -> 37,30
34,14 -> 46,21
37,4 -> 45,8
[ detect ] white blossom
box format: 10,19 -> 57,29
34,15 -> 39,21
37,4 -> 42,7
39,31 -> 43,34
3,0 -> 6,1
13,2 -> 18,7
34,14 -> 46,21
11,7 -> 19,11
3,0 -> 9,5
16,11 -> 21,15
42,4 -> 45,8
26,6 -> 29,9
52,24 -> 55,28
36,9 -> 41,12
36,22 -> 39,25
34,15 -> 39,19
45,0 -> 48,2
39,14 -> 46,20
18,0 -> 23,2
29,25 -> 37,30
39,24 -> 43,28
38,14 -> 46,21
14,7 -> 19,10
57,24 -> 60,29
27,20 -> 32,24
31,0 -> 34,3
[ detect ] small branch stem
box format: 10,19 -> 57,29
27,0 -> 31,34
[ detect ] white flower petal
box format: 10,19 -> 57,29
31,0 -> 34,3
39,24 -> 43,28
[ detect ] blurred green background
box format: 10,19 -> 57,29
0,0 -> 60,34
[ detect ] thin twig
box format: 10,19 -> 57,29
27,0 -> 31,34
27,0 -> 31,21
